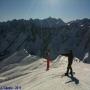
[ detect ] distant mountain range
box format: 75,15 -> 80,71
0,18 -> 90,63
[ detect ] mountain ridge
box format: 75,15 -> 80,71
0,18 -> 90,63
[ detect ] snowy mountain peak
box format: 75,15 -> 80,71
32,17 -> 65,28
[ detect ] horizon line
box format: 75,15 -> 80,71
0,17 -> 89,23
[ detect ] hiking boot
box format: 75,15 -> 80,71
70,72 -> 73,77
65,73 -> 69,76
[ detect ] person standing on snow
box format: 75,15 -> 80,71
61,50 -> 74,76
45,49 -> 51,71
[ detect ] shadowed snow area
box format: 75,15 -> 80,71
0,50 -> 90,90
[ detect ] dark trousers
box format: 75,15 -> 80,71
66,64 -> 73,76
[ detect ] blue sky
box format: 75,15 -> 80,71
0,0 -> 90,22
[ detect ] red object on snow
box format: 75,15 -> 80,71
46,58 -> 50,71
46,51 -> 51,71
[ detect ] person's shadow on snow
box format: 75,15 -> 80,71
65,75 -> 79,85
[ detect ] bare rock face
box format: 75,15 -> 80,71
0,18 -> 90,63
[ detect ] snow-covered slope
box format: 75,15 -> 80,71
0,51 -> 90,90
